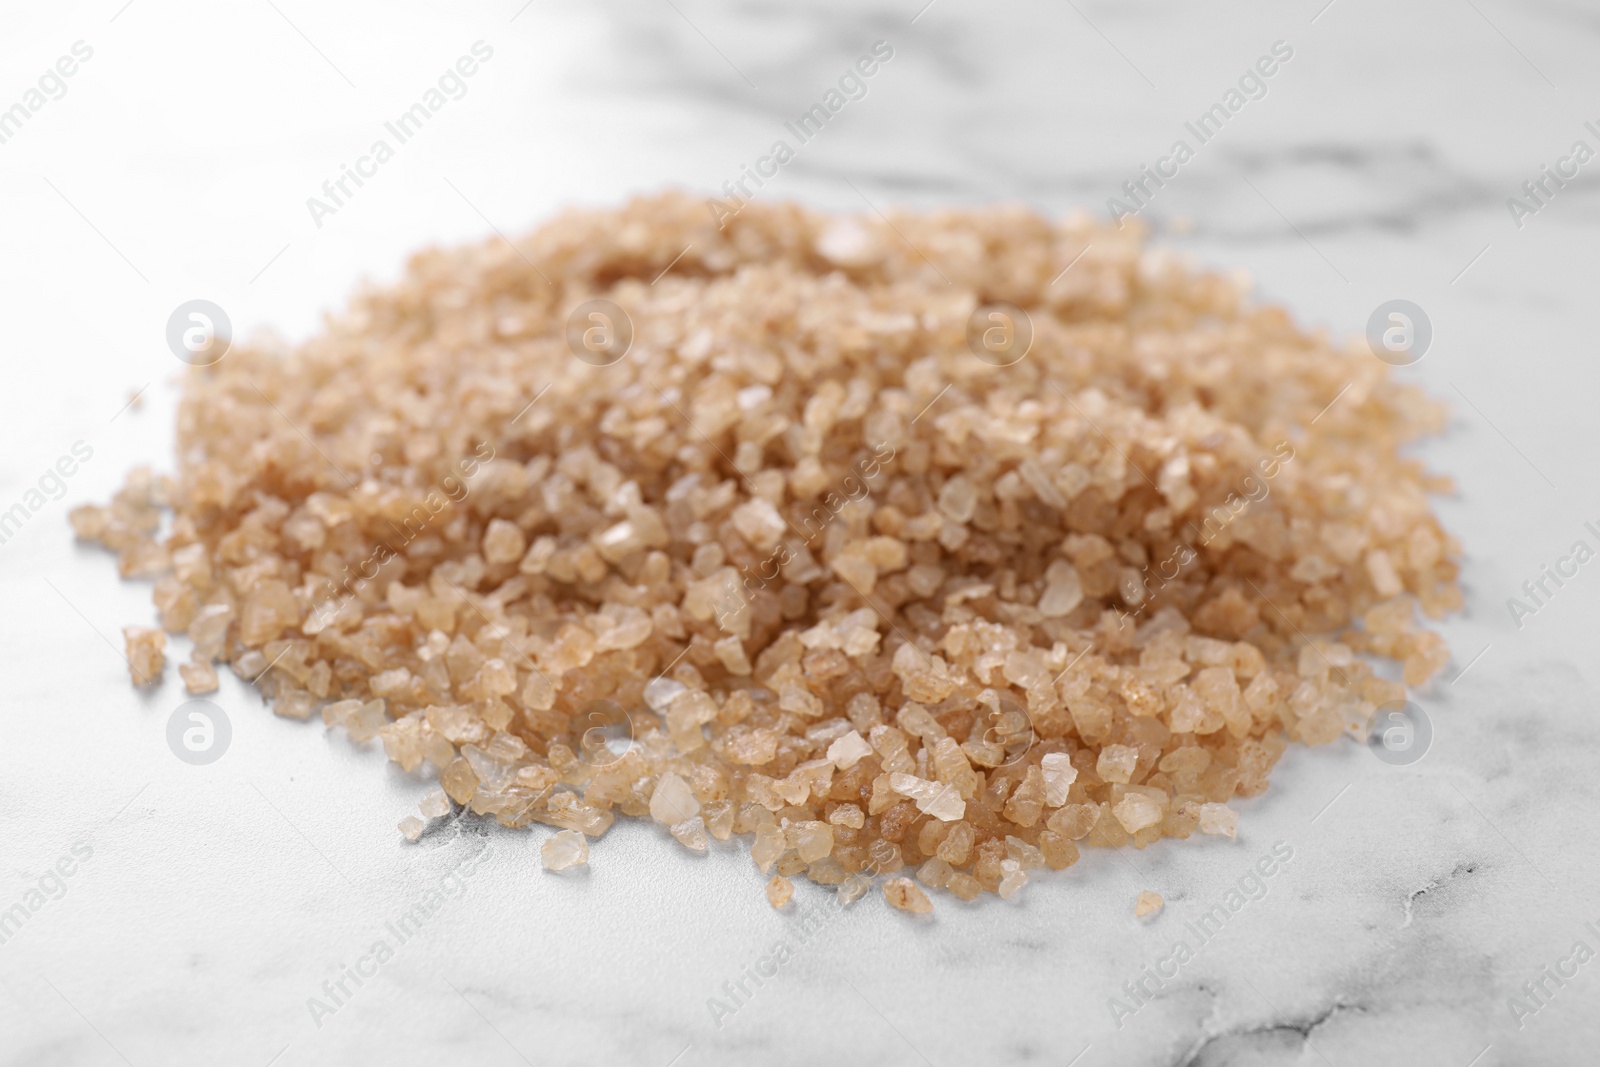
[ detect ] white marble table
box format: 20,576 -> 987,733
2,1 -> 1597,1063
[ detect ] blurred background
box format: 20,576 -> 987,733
1,1 -> 1597,1064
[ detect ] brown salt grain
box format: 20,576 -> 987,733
884,877 -> 935,914
123,626 -> 165,687
72,193 -> 1460,908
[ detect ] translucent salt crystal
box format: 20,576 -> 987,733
997,860 -> 1028,900
827,729 -> 873,771
1040,831 -> 1080,869
482,518 -> 526,565
1003,767 -> 1046,827
520,671 -> 555,711
890,773 -> 965,820
921,784 -> 965,822
896,703 -> 946,743
792,821 -> 834,863
474,658 -> 517,698
670,816 -> 709,852
1365,549 -> 1403,598
1002,649 -> 1049,689
440,757 -> 479,805
883,876 -> 934,914
937,476 -> 977,524
274,689 -> 314,721
917,857 -> 953,888
936,821 -> 974,865
932,738 -> 978,798
1040,752 -> 1078,807
731,498 -> 786,551
1193,666 -> 1247,736
231,649 -> 267,681
1169,687 -> 1219,734
419,788 -> 452,819
774,775 -> 811,806
1096,744 -> 1139,784
778,682 -> 824,719
837,873 -> 872,906
180,657 -> 219,695
766,874 -> 794,908
643,677 -> 688,713
1038,559 -> 1084,618
828,803 -> 865,829
398,816 -> 425,842
713,635 -> 752,675
889,771 -> 935,800
370,667 -> 410,697
187,603 -> 234,657
542,829 -> 589,871
1135,890 -> 1164,918
704,800 -> 735,840
345,700 -> 389,742
543,793 -> 614,836
752,823 -> 786,873
1113,793 -> 1164,833
650,772 -> 700,825
947,871 -> 982,902
594,604 -> 653,652
122,626 -> 165,686
1004,835 -> 1045,870
1198,802 -> 1239,838
322,698 -> 363,728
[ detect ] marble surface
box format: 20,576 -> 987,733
2,0 -> 1599,1064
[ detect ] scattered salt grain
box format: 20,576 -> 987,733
884,877 -> 934,914
542,830 -> 589,871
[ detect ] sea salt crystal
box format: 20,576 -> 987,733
670,816 -> 709,852
889,773 -> 966,822
122,626 -> 165,686
345,700 -> 389,742
1040,752 -> 1077,807
837,873 -> 872,906
731,499 -> 786,551
1097,744 -> 1139,785
1198,802 -> 1239,839
792,821 -> 834,863
997,860 -> 1028,900
650,772 -> 700,825
752,823 -> 785,873
419,789 -> 451,819
482,519 -> 526,565
180,657 -> 218,695
542,830 -> 589,871
643,677 -> 688,713
1113,792 -> 1164,834
827,729 -> 873,771
828,803 -> 865,829
1037,560 -> 1084,618
883,877 -> 934,914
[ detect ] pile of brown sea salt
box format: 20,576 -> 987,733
74,192 -> 1460,910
